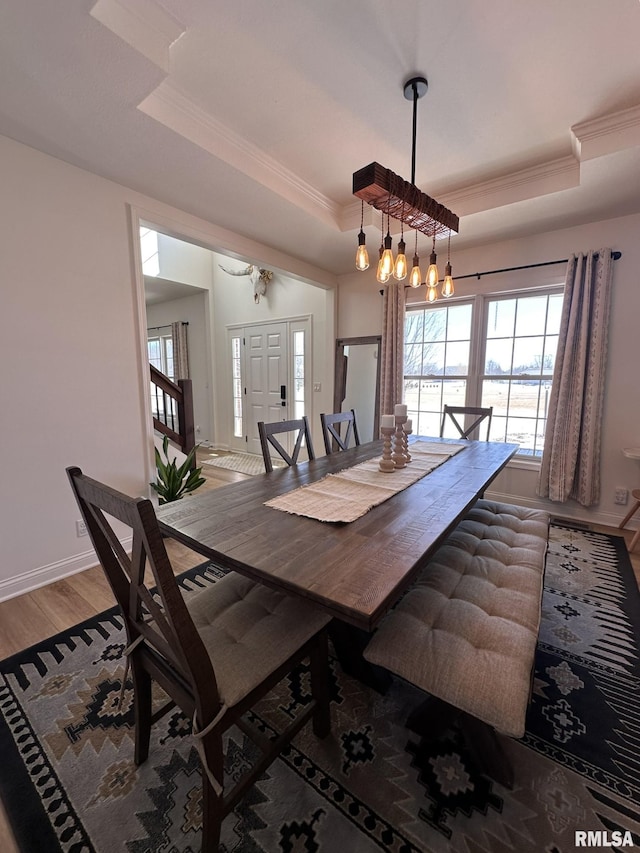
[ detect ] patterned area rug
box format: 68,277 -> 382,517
1,524 -> 640,851
202,452 -> 283,476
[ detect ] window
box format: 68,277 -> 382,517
231,336 -> 243,438
404,288 -> 563,457
481,293 -> 562,456
404,302 -> 473,437
147,335 -> 174,379
293,330 -> 305,420
148,333 -> 175,423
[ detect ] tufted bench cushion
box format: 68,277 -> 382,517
364,500 -> 550,739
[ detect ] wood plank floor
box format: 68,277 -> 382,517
0,451 -> 638,851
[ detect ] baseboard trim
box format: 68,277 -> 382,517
485,489 -> 631,531
0,536 -> 133,603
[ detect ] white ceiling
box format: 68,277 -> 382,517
2,0 -> 640,275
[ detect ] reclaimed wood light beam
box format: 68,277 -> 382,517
352,76 -> 459,239
353,161 -> 459,238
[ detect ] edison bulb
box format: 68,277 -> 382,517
355,230 -> 369,271
409,256 -> 422,288
442,262 -> 454,297
393,239 -> 407,280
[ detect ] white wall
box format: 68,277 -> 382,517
156,233 -> 213,288
0,134 -> 335,600
146,291 -> 212,443
337,212 -> 640,529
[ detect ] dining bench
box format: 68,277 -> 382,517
364,499 -> 550,787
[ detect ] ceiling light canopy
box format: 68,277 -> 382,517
353,76 -> 459,300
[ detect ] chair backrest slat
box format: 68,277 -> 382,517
257,416 -> 315,472
440,405 -> 493,441
320,409 -> 361,454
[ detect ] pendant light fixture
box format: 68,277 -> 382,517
353,74 -> 459,297
355,200 -> 369,271
426,229 -> 439,289
409,229 -> 421,288
376,210 -> 390,284
393,210 -> 407,280
380,212 -> 394,280
442,229 -> 455,297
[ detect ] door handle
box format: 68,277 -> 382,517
281,385 -> 286,407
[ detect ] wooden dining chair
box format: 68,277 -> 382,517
440,405 -> 493,440
257,415 -> 315,472
66,466 -> 331,852
320,409 -> 361,454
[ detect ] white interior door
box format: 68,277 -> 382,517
245,322 -> 289,455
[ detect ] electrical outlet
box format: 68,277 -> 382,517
614,487 -> 629,506
76,519 -> 88,537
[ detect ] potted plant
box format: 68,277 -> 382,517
151,436 -> 206,505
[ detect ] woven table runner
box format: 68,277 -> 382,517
264,441 -> 467,523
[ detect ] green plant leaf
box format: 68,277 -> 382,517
150,439 -> 205,503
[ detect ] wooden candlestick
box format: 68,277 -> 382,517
379,426 -> 396,472
393,416 -> 407,468
402,422 -> 412,463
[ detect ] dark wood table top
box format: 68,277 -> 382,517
157,437 -> 518,631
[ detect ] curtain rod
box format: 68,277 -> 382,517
147,321 -> 189,331
454,250 -> 622,283
393,250 -> 622,293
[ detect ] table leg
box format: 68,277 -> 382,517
329,621 -> 392,694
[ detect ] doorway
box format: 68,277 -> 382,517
229,317 -> 311,455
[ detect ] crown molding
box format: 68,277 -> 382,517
90,0 -> 185,73
436,155 -> 580,217
339,199 -> 376,232
138,82 -> 341,229
571,103 -> 640,161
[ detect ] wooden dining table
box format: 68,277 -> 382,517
157,437 -> 518,634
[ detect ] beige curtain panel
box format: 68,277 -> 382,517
537,249 -> 614,506
171,321 -> 190,381
380,281 -> 406,418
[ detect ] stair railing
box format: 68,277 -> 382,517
149,364 -> 195,457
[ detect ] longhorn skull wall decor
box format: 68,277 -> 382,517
219,264 -> 274,303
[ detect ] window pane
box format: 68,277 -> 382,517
486,299 -> 516,338
425,342 -> 445,374
405,311 -> 424,343
443,381 -> 466,406
404,343 -> 423,376
424,308 -> 448,342
485,338 -> 513,374
231,336 -> 243,437
541,336 -> 557,373
546,294 -> 563,335
148,339 -> 161,369
293,331 -> 305,412
515,295 -> 547,336
446,303 -> 472,340
444,341 -> 469,375
512,337 -> 545,374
